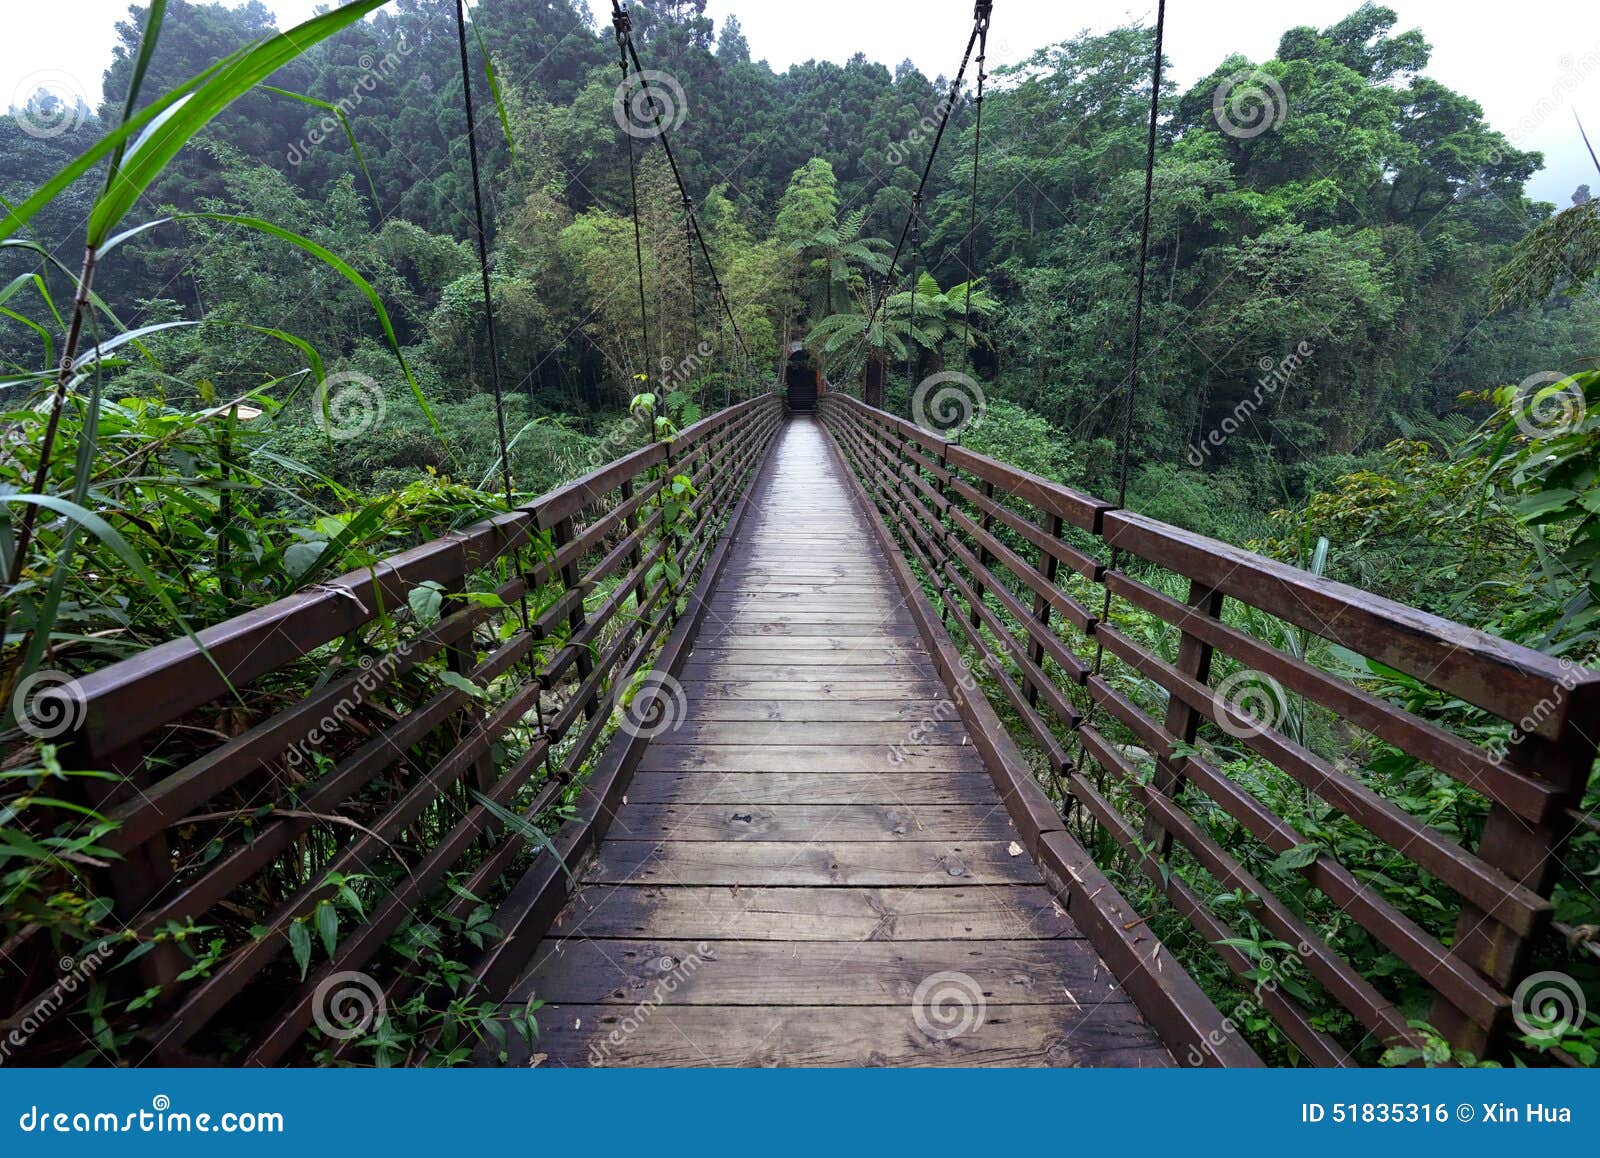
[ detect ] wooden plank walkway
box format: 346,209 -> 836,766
495,416 -> 1171,1067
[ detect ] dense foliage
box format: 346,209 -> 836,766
1,0 -> 1596,1065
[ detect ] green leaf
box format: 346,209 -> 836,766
0,494 -> 213,680
262,86 -> 380,206
87,2 -> 390,246
470,791 -> 580,888
284,540 -> 328,581
287,920 -> 312,981
314,901 -> 339,958
437,670 -> 483,699
1273,843 -> 1322,872
178,213 -> 441,437
409,580 -> 444,625
1511,489 -> 1578,521
469,17 -> 516,161
1,4 -> 386,245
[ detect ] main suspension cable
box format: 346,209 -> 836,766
1083,0 -> 1167,732
1113,0 -> 1166,511
453,0 -> 528,629
862,1 -> 992,364
961,2 -> 991,362
612,5 -> 654,390
610,1 -> 752,386
453,0 -> 514,504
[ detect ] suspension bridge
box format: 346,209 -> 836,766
5,0 -> 1596,1068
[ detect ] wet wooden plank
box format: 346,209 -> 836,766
678,664 -> 939,684
606,803 -> 1015,842
512,938 -> 1123,1005
701,612 -> 915,626
583,840 -> 1039,886
684,648 -> 933,666
696,622 -> 922,642
624,771 -> 996,804
548,885 -> 1078,941
677,699 -> 948,723
694,635 -> 914,651
653,721 -> 964,746
637,745 -> 982,773
676,681 -> 941,701
491,1003 -> 1172,1067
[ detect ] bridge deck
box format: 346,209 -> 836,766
496,416 -> 1171,1066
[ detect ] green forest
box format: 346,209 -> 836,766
2,0 -> 1598,1068
4,0 -> 1597,650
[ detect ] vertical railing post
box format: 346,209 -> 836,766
78,742 -> 185,1001
924,437 -> 953,627
1141,579 -> 1224,858
967,479 -> 999,631
550,515 -> 596,719
662,434 -> 680,610
442,571 -> 495,794
1430,708 -> 1598,1056
619,476 -> 641,612
1022,513 -> 1064,708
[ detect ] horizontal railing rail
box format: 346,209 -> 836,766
6,394 -> 781,1065
820,392 -> 1599,1066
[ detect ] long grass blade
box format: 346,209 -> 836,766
0,2 -> 388,246
261,86 -> 382,207
180,212 -> 442,437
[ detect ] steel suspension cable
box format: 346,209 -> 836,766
862,1 -> 991,359
684,194 -> 699,336
906,193 -> 922,385
613,6 -> 654,390
610,1 -> 752,386
961,2 -> 991,362
1083,0 -> 1167,727
453,0 -> 514,504
453,0 -> 528,630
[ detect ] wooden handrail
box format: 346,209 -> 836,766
7,394 -> 782,1065
820,391 -> 1598,1063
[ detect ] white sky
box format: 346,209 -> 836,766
5,1 -> 1597,204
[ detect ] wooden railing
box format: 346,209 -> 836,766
7,394 -> 780,1064
821,392 -> 1599,1065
